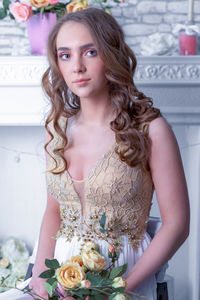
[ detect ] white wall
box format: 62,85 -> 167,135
0,126 -> 46,251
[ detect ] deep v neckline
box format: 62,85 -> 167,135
65,141 -> 116,183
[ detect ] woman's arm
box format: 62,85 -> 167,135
28,127 -> 61,299
125,117 -> 190,291
31,191 -> 61,277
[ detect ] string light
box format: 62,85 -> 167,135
0,145 -> 45,163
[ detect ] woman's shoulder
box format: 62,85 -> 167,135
148,116 -> 174,142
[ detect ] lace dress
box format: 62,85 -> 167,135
0,117 -> 157,300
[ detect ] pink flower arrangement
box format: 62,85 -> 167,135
9,2 -> 32,23
0,0 -> 123,22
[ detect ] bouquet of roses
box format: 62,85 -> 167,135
0,215 -> 145,299
26,214 -> 144,300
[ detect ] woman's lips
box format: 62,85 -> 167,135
73,78 -> 91,85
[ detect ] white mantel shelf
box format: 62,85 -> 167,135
0,55 -> 200,86
0,56 -> 200,125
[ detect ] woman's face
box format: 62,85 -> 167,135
56,21 -> 108,99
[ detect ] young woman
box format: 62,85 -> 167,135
0,7 -> 189,300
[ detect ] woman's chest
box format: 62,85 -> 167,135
64,124 -> 116,181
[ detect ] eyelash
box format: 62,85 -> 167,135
58,49 -> 97,61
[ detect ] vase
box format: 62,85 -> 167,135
27,12 -> 57,55
179,32 -> 197,55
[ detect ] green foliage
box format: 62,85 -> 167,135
0,8 -> 7,19
44,281 -> 54,297
45,258 -> 60,269
3,0 -> 11,11
100,213 -> 108,233
39,269 -> 55,279
109,264 -> 128,280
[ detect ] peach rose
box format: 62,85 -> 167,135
56,261 -> 85,289
48,0 -> 59,4
81,250 -> 106,271
0,257 -> 9,268
9,2 -> 32,23
30,0 -> 49,8
66,0 -> 89,13
81,241 -> 99,253
71,255 -> 84,267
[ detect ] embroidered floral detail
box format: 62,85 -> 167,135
46,116 -> 154,253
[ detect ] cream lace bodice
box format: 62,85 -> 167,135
46,117 -> 154,252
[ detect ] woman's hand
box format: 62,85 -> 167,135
28,276 -> 48,299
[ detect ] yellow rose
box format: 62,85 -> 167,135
67,0 -> 89,13
81,250 -> 106,271
71,255 -> 84,267
112,277 -> 127,288
0,257 -> 9,268
30,0 -> 49,8
81,241 -> 99,253
56,261 -> 85,289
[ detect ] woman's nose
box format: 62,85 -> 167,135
73,55 -> 86,73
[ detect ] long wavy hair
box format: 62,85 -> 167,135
42,7 -> 161,174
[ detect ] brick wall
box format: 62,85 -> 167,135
0,0 -> 200,55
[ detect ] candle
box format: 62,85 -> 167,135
188,0 -> 194,23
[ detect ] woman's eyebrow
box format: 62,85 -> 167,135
57,43 -> 95,51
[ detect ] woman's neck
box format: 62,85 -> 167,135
76,95 -> 115,127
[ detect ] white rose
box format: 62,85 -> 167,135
112,277 -> 127,288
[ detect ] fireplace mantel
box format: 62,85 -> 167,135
0,56 -> 200,125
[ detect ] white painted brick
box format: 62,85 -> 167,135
0,47 -> 12,55
0,39 -> 10,46
0,26 -> 24,35
157,24 -> 171,33
125,35 -> 144,46
122,6 -> 140,19
127,0 -> 137,5
167,2 -> 188,14
114,17 -> 124,26
164,14 -> 187,24
111,6 -> 122,17
142,14 -> 162,24
123,24 -> 156,36
130,44 -> 140,55
137,1 -> 166,14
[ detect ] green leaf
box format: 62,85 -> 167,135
44,281 -> 53,297
100,213 -> 106,229
40,7 -> 45,14
109,264 -> 128,279
45,258 -> 60,269
0,8 -> 7,19
39,269 -> 55,279
108,293 -> 117,300
9,12 -> 14,19
113,287 -> 125,293
3,0 -> 10,11
46,277 -> 57,285
100,269 -> 110,278
100,228 -> 108,233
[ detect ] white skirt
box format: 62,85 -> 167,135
0,232 -> 157,300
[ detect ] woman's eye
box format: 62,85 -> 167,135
59,53 -> 70,60
86,49 -> 97,57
